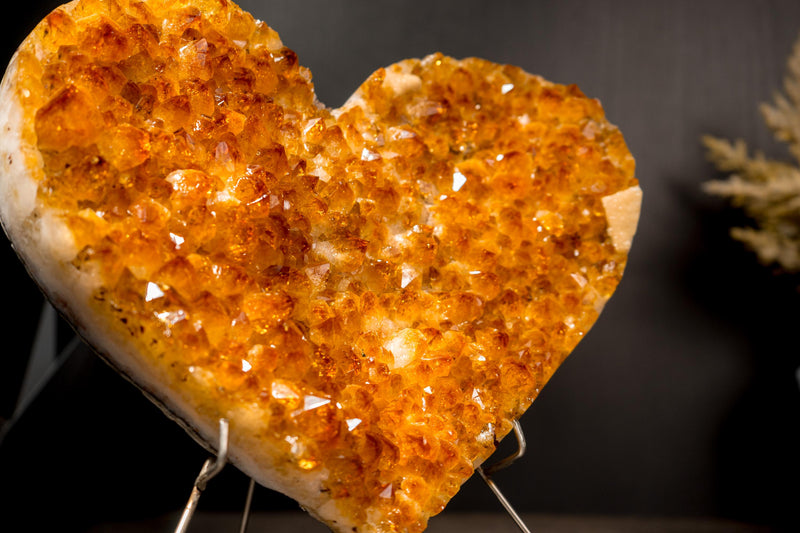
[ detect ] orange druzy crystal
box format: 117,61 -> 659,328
2,1 -> 640,531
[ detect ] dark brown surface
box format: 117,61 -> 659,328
1,1 -> 800,531
86,512 -> 773,533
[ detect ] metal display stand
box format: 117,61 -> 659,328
0,303 -> 81,445
1,302 -> 533,533
174,419 -> 533,533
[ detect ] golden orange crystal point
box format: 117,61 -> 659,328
8,0 -> 638,531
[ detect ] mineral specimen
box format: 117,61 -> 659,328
0,1 -> 641,531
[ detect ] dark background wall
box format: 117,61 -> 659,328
1,0 -> 799,531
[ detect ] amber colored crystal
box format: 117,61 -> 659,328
9,1 -> 638,532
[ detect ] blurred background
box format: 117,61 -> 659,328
1,0 -> 800,532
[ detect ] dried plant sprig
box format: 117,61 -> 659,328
760,37 -> 800,161
703,34 -> 800,272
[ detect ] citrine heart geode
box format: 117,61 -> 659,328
0,1 -> 641,531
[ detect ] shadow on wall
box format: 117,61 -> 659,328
680,186 -> 800,530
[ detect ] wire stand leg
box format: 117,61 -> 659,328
238,478 -> 256,533
175,418 -> 229,533
476,420 -> 532,533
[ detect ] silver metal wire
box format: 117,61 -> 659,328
476,420 -> 532,533
173,417 -> 531,532
238,478 -> 256,533
482,419 -> 527,477
174,418 -> 230,533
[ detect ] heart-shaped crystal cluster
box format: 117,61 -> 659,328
0,0 -> 640,531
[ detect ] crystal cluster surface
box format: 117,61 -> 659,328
9,0 -> 637,531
